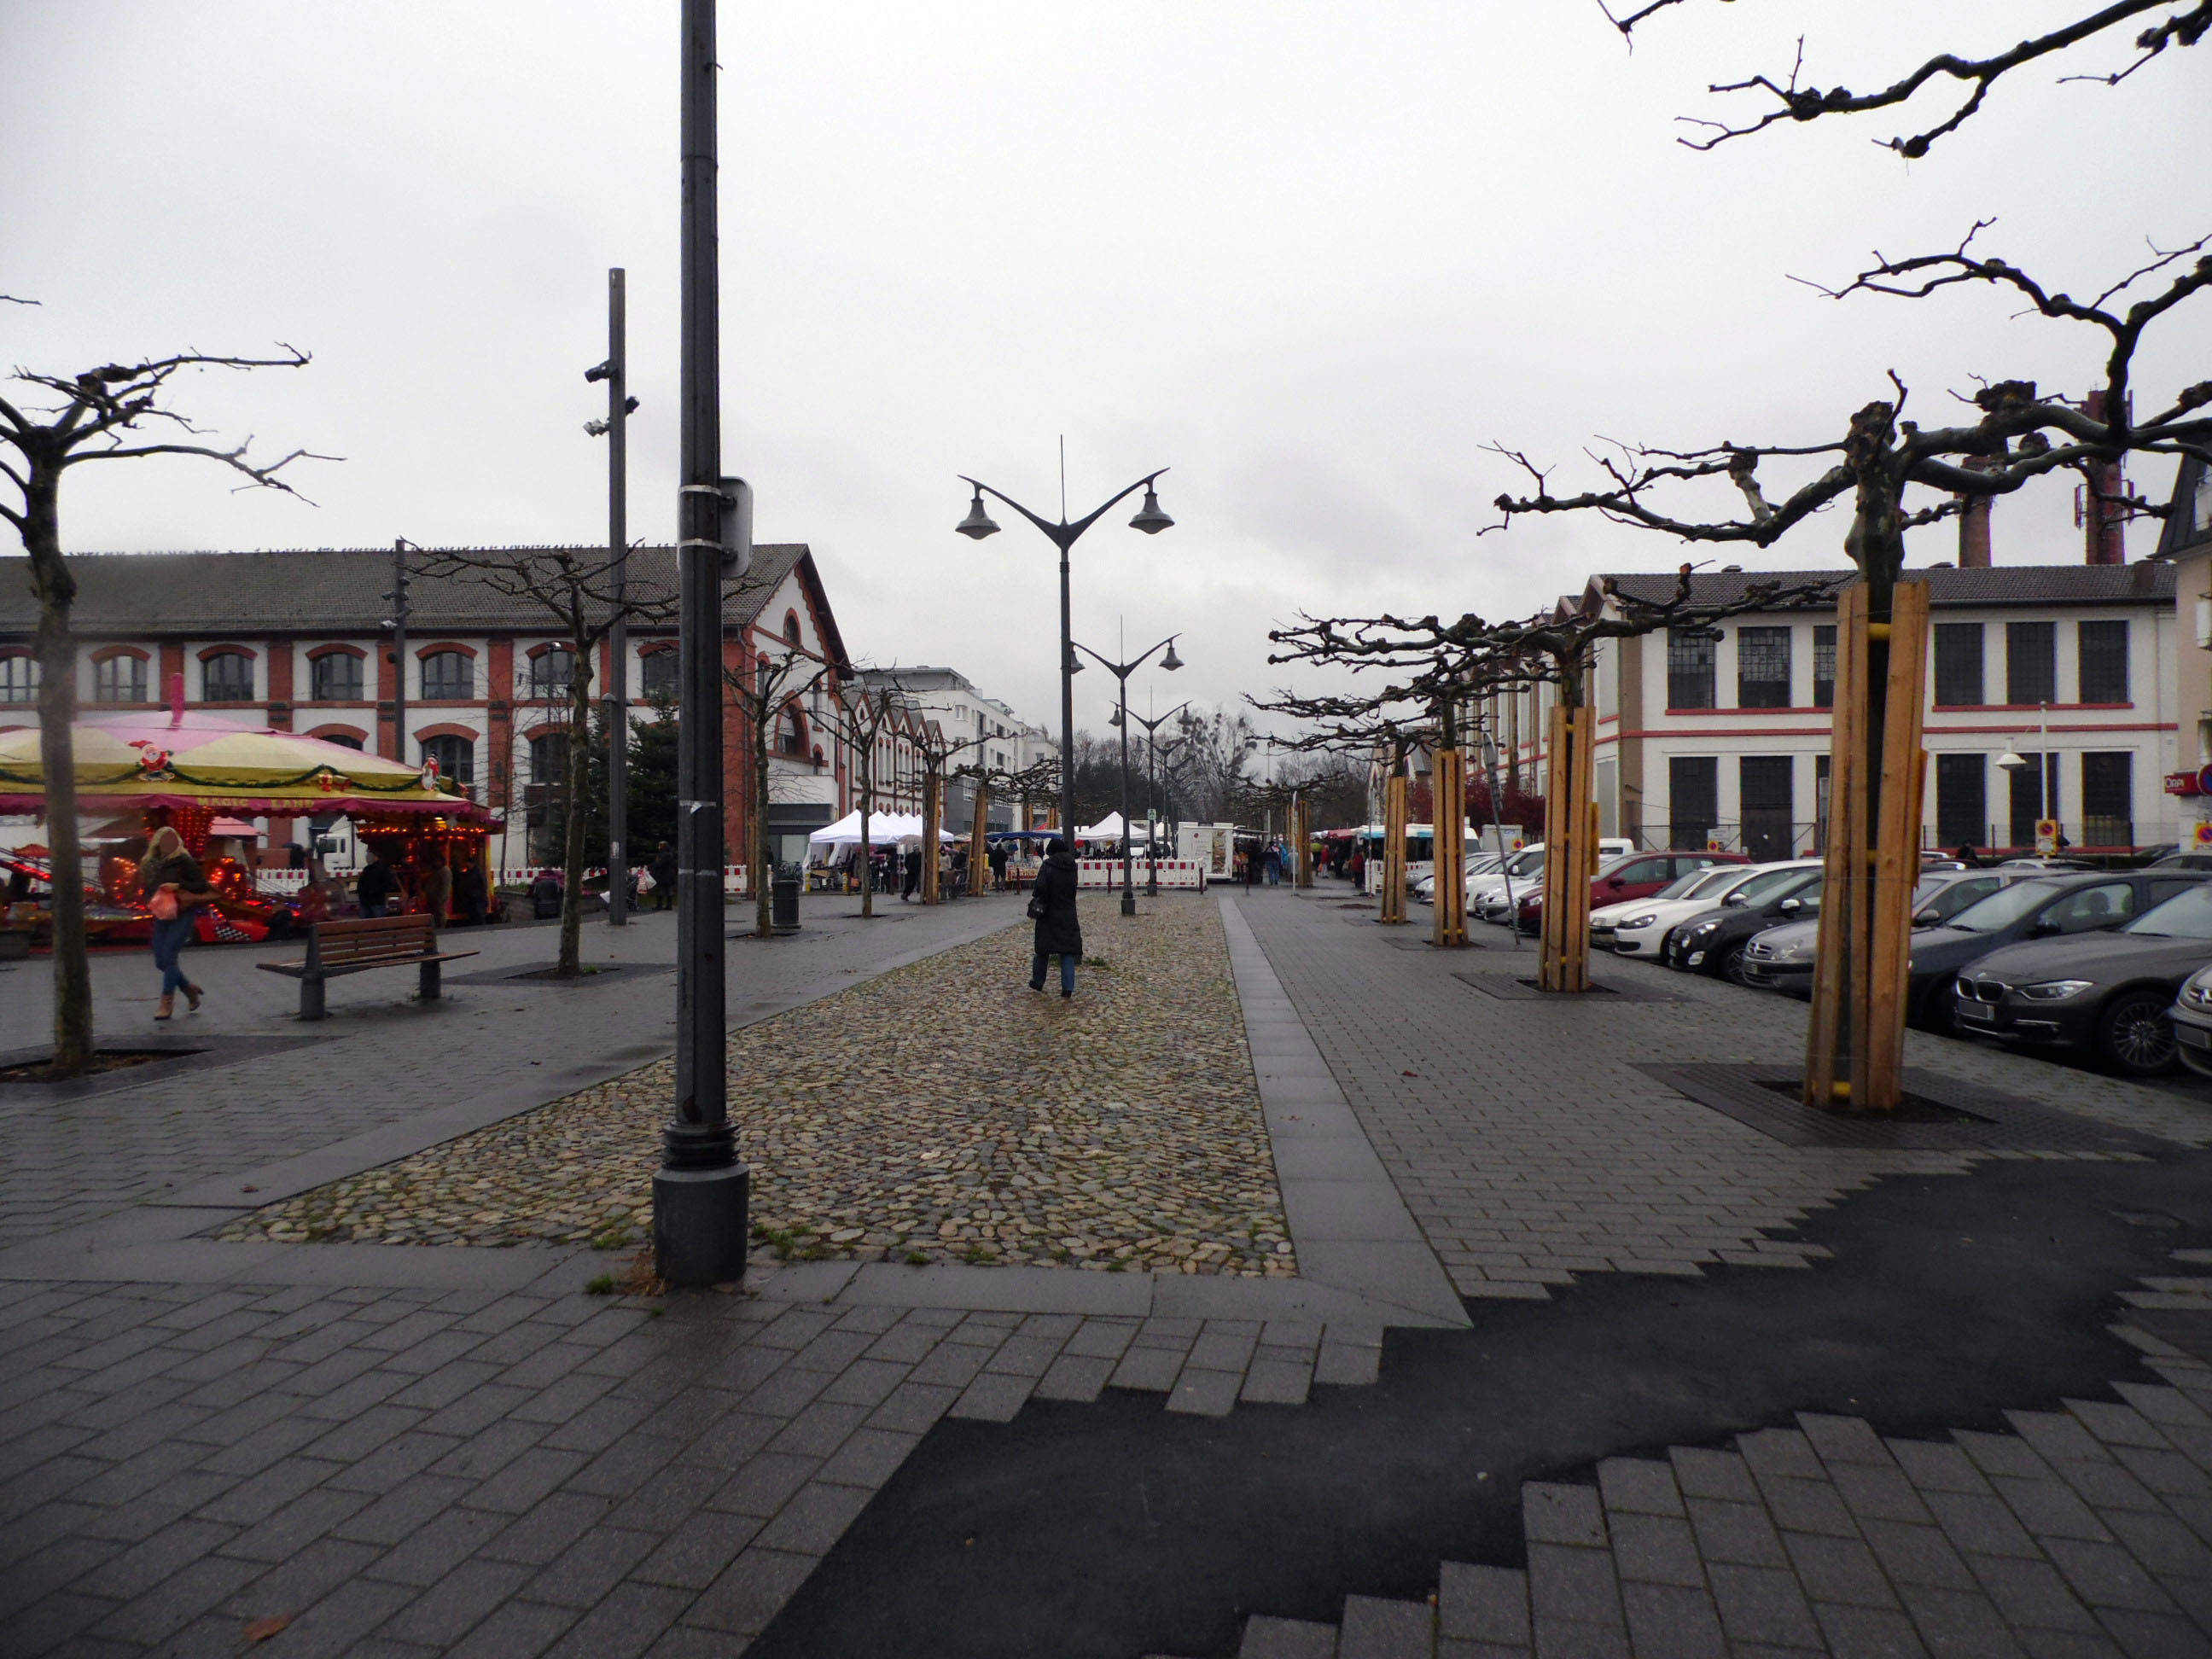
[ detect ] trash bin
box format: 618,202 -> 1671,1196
771,866 -> 800,935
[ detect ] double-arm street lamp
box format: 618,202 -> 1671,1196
1115,697 -> 1190,895
1076,633 -> 1184,915
952,467 -> 1173,841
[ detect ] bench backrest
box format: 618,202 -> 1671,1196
310,914 -> 436,969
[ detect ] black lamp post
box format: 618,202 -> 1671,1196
1123,697 -> 1191,895
952,468 -> 1173,841
1076,634 -> 1183,915
585,269 -> 640,927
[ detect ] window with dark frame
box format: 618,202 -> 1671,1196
420,650 -> 472,701
640,649 -> 678,696
2078,620 -> 2129,703
2081,751 -> 2133,845
420,733 -> 474,787
528,734 -> 566,786
93,655 -> 147,704
1812,626 -> 1836,709
1735,626 -> 1792,708
1668,755 -> 1718,851
2007,754 -> 2052,849
0,655 -> 41,703
201,652 -> 253,701
317,731 -> 364,751
310,653 -> 363,701
1667,628 -> 1716,711
1935,753 -> 1988,851
1933,623 -> 1985,707
2005,621 -> 2056,706
531,649 -> 575,697
1739,755 -> 1795,861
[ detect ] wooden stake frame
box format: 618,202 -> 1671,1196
969,783 -> 989,896
1432,748 -> 1467,947
1379,773 -> 1409,924
1539,702 -> 1597,992
921,771 -> 942,905
1293,794 -> 1313,888
1803,580 -> 1929,1112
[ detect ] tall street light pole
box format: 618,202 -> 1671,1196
586,269 -> 640,926
1076,633 -> 1183,916
386,539 -> 416,768
952,467 -> 1173,841
1126,697 -> 1190,896
655,0 -> 751,1288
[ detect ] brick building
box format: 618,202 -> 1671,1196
0,543 -> 882,873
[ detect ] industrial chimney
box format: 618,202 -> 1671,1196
2080,388 -> 2129,565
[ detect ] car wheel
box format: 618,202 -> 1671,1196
1916,983 -> 1956,1035
1719,942 -> 1750,983
2097,991 -> 2179,1079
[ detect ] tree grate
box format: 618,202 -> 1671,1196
1456,973 -> 1681,1004
1636,1062 -> 2174,1152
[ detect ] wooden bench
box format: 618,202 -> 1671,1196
257,914 -> 479,1021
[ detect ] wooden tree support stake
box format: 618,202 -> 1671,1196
1379,773 -> 1409,924
1539,701 -> 1597,992
1433,748 -> 1467,947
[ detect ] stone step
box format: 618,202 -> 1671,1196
1239,1614 -> 1342,1657
1337,1594 -> 1435,1657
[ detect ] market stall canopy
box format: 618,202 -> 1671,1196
0,713 -> 492,819
806,810 -> 957,847
1074,812 -> 1150,842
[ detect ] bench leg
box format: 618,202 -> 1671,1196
420,959 -> 442,1002
300,975 -> 326,1022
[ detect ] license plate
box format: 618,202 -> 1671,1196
1957,1000 -> 1994,1022
2179,1024 -> 2211,1050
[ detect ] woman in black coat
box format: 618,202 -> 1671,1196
1028,838 -> 1083,997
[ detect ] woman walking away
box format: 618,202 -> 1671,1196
142,826 -> 212,1020
1027,836 -> 1082,998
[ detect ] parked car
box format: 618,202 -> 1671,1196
1615,861 -> 1821,959
1738,868 -> 2040,997
2170,962 -> 2212,1078
1513,849 -> 1748,934
2149,851 -> 2212,871
1952,881 -> 2212,1078
1468,846 -> 1549,922
1900,870 -> 2212,1032
1595,862 -> 1761,950
1415,852 -> 1502,905
1661,869 -> 1825,981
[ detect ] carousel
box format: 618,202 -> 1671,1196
0,689 -> 498,948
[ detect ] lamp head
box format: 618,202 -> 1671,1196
1109,707 -> 1124,728
955,489 -> 1000,540
1128,486 -> 1173,535
1160,639 -> 1184,672
1065,647 -> 1083,676
1996,749 -> 2029,770
584,361 -> 611,383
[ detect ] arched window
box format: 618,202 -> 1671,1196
640,647 -> 678,697
421,651 -> 473,700
310,651 -> 364,701
201,651 -> 253,701
94,655 -> 147,704
317,731 -> 365,751
531,649 -> 574,698
421,733 -> 475,786
0,655 -> 38,704
777,704 -> 808,757
783,610 -> 803,646
529,734 -> 566,785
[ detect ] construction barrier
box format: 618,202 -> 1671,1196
1074,859 -> 1206,891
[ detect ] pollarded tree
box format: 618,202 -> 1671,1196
723,644 -> 830,938
0,323 -> 330,1074
813,675 -> 911,918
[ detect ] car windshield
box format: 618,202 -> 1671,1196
1505,849 -> 1544,876
1943,877 -> 2065,933
1729,866 -> 1809,904
1650,870 -> 1716,901
2123,883 -> 2212,940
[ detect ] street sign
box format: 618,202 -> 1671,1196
2197,821 -> 2212,849
2035,818 -> 2061,856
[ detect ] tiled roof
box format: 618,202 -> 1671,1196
0,544 -> 810,635
1598,562 -> 2174,612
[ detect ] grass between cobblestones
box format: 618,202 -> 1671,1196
218,900 -> 1296,1275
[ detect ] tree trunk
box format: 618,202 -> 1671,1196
858,781 -> 873,918
753,725 -> 772,938
969,782 -> 989,896
921,771 -> 941,905
556,648 -> 593,976
1539,660 -> 1598,992
1379,771 -> 1408,924
24,465 -> 93,1072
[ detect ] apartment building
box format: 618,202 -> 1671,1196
2158,453 -> 2212,841
853,665 -> 1057,832
1477,562 -> 2180,857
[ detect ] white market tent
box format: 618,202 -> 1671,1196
1074,812 -> 1151,843
806,810 -> 958,848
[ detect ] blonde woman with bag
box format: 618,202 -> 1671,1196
141,826 -> 213,1020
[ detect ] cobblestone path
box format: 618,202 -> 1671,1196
218,903 -> 1294,1278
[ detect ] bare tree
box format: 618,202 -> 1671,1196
413,546 -> 675,977
813,676 -> 910,918
0,338 -> 330,1073
910,720 -> 990,905
723,645 -> 830,937
1604,1 -> 2208,157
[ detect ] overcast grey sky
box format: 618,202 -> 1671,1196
4,3 -> 2207,735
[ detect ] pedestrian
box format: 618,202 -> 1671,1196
457,857 -> 488,927
1263,842 -> 1283,886
1243,847 -> 1258,893
419,848 -> 452,932
902,846 -> 922,903
651,840 -> 678,911
1953,841 -> 1978,869
989,839 -> 1009,891
356,849 -> 399,918
141,825 -> 212,1021
1027,836 -> 1082,998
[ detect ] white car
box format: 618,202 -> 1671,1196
1469,839 -> 1634,923
1591,862 -> 1753,950
1415,851 -> 1502,906
1610,859 -> 1823,958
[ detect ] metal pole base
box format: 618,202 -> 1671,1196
653,1125 -> 750,1286
1121,893 -> 1137,917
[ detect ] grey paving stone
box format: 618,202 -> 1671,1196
754,1479 -> 875,1556
1167,1368 -> 1243,1418
2006,1414 -> 2117,1469
1967,1554 -> 2106,1635
1110,1345 -> 1186,1393
1525,1484 -> 1609,1548
85,1551 -> 264,1648
1811,1599 -> 1932,1658
443,1596 -> 579,1659
865,1381 -> 960,1435
1707,1561 -> 1825,1649
1784,1532 -> 1903,1610
1672,1447 -> 1761,1504
542,1581 -> 693,1659
1336,1593 -> 1433,1656
1996,1475 -> 2120,1545
1441,1562 -> 1530,1645
632,1506 -> 765,1592
1741,1429 -> 1827,1481
2040,1538 -> 2180,1614
1527,1541 -> 1624,1627
376,1557 -> 536,1647
1860,1518 -> 1982,1593
2089,1608 -> 2211,1657
474,1492 -> 609,1567
1313,1342 -> 1382,1388
1833,1464 -> 1939,1528
358,1504 -> 511,1587
1237,1614 -> 1340,1658
1597,1458 -> 1684,1518
1895,1580 -> 2031,1659
1034,1353 -> 1117,1402
684,1545 -> 821,1637
255,1574 -> 415,1659
1238,1357 -> 1313,1406
711,1452 -> 820,1519
1619,1580 -> 1726,1659
459,1447 -> 590,1515
1761,1474 -> 1865,1539
1802,1415 -> 1901,1468
1929,1491 -> 2047,1561
524,1524 -> 661,1610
